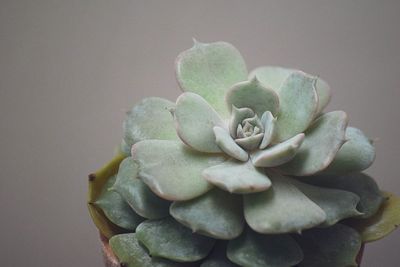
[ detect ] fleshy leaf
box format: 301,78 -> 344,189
200,242 -> 239,267
214,126 -> 248,162
295,224 -> 362,267
259,111 -> 276,149
123,97 -> 178,147
289,178 -> 361,226
273,71 -> 318,142
229,106 -> 254,138
109,233 -> 153,267
120,139 -> 131,156
174,92 -> 226,153
112,157 -> 170,219
235,133 -> 264,151
132,140 -> 225,201
347,191 -> 400,243
244,171 -> 326,234
227,228 -> 303,267
202,160 -> 271,194
302,173 -> 384,218
314,78 -> 332,114
95,175 -> 144,230
225,78 -> 279,117
249,66 -> 331,113
109,233 -> 191,267
176,41 -> 248,117
170,188 -> 244,240
251,133 -> 304,167
322,127 -> 376,175
279,111 -> 348,176
88,153 -> 127,238
249,66 -> 293,94
135,217 -> 215,262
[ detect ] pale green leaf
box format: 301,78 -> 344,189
109,233 -> 153,267
214,126 -> 248,161
176,41 -> 248,117
251,133 -> 304,167
279,111 -> 348,176
235,133 -> 264,151
273,71 -> 318,142
174,92 -> 226,153
136,217 -> 215,262
110,233 -> 191,267
123,97 -> 178,147
112,157 -> 170,219
259,111 -> 276,149
289,178 -> 361,226
227,228 -> 303,267
244,171 -> 326,234
249,66 -> 331,114
302,173 -> 384,218
170,188 -> 244,240
322,127 -> 376,175
202,160 -> 271,194
229,106 -> 255,138
95,175 -> 144,230
225,78 -> 279,117
132,140 -> 225,201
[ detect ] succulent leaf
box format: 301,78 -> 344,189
259,111 -> 276,149
200,242 -> 239,267
202,160 -> 271,194
109,233 -> 153,267
235,133 -> 264,151
225,78 -> 279,117
289,178 -> 361,226
249,66 -> 331,114
132,140 -> 225,201
227,228 -> 303,267
135,217 -> 215,262
229,106 -> 255,138
174,92 -> 226,153
322,127 -> 376,175
109,233 -> 191,267
123,97 -> 178,147
213,126 -> 248,162
272,71 -> 318,142
302,173 -> 384,219
88,152 -> 128,238
248,66 -> 293,95
112,157 -> 170,219
314,78 -> 332,114
251,133 -> 305,167
176,41 -> 248,117
244,171 -> 326,234
95,175 -> 144,230
120,139 -> 132,156
170,188 -> 245,240
295,224 -> 362,267
279,111 -> 348,176
347,191 -> 400,242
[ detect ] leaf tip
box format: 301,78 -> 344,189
88,173 -> 96,182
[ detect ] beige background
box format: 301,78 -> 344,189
1,0 -> 399,266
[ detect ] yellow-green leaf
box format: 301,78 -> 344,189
87,152 -> 126,238
348,191 -> 400,243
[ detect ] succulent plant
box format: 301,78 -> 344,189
88,41 -> 400,267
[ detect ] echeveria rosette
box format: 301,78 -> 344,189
88,41 -> 400,267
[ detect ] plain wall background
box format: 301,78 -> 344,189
1,0 -> 399,266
